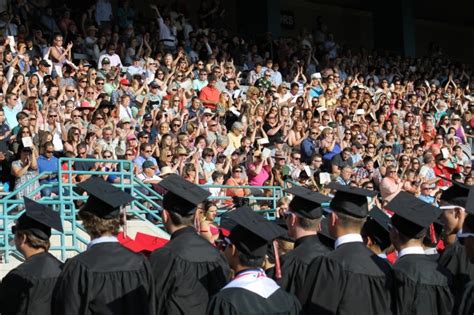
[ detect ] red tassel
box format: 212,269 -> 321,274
273,240 -> 282,279
429,224 -> 437,244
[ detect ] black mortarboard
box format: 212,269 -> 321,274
439,179 -> 473,211
15,197 -> 63,240
274,217 -> 294,242
78,177 -> 134,219
386,191 -> 442,239
318,216 -> 335,249
226,206 -> 286,258
158,174 -> 210,216
362,206 -> 391,250
327,182 -> 378,218
285,186 -> 331,219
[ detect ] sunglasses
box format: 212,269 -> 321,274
103,155 -> 112,158
234,169 -> 242,173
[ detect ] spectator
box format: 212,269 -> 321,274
225,165 -> 250,206
134,143 -> 159,174
300,128 -> 319,163
37,142 -> 60,197
379,165 -> 404,203
11,147 -> 40,200
137,161 -> 161,185
247,150 -> 272,186
199,74 -> 220,110
331,147 -> 353,176
335,165 -> 353,186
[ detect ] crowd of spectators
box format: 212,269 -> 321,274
0,0 -> 472,213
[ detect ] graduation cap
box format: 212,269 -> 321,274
158,174 -> 211,216
326,182 -> 378,218
14,197 -> 63,240
439,178 -> 474,212
318,216 -> 335,250
386,191 -> 442,239
284,186 -> 331,219
362,206 -> 391,251
226,206 -> 286,258
78,177 -> 134,219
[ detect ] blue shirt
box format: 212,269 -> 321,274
300,138 -> 315,163
418,194 -> 438,206
37,155 -> 59,183
3,106 -> 21,129
309,85 -> 324,99
133,155 -> 159,174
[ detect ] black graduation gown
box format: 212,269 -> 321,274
298,242 -> 394,315
0,252 -> 62,315
149,226 -> 231,315
438,241 -> 474,312
53,242 -> 155,315
393,254 -> 453,315
207,287 -> 302,315
459,280 -> 474,315
267,235 -> 329,295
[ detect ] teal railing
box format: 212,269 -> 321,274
0,158 -> 287,263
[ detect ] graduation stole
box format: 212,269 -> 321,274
223,268 -> 280,298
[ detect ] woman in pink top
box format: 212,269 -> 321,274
247,150 -> 272,186
380,165 -> 404,203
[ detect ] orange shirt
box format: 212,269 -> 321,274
199,86 -> 220,110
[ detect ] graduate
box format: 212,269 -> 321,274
53,177 -> 155,315
148,174 -> 230,314
361,206 -> 392,260
207,206 -> 302,315
298,183 -> 394,315
438,180 -> 474,312
386,191 -> 454,315
458,213 -> 474,315
0,197 -> 63,315
268,186 -> 331,295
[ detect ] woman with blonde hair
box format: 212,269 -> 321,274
287,119 -> 305,148
218,91 -> 233,112
197,201 -> 220,244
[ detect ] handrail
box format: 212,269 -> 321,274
1,158 -> 286,264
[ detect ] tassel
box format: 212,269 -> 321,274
429,224 -> 437,244
273,240 -> 282,279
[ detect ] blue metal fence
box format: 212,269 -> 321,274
0,158 -> 287,263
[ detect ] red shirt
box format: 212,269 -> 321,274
433,164 -> 461,187
199,85 -> 220,110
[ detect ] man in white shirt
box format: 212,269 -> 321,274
98,44 -> 122,68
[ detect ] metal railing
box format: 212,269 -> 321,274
1,158 -> 286,263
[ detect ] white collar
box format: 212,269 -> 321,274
378,253 -> 388,259
424,248 -> 439,255
87,235 -> 119,250
334,233 -> 363,249
398,246 -> 425,259
222,269 -> 279,299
